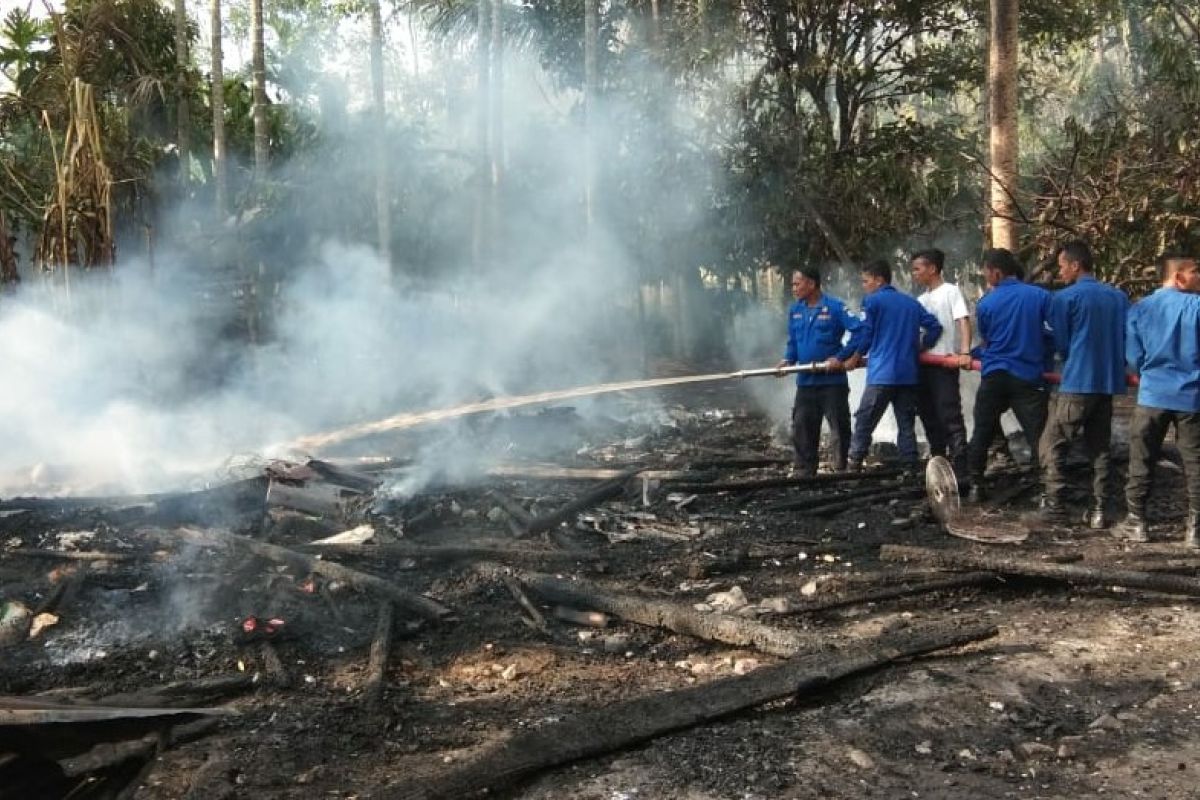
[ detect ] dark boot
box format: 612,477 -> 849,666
1186,511 -> 1200,550
1082,498 -> 1107,530
1021,496 -> 1068,528
1114,508 -> 1149,543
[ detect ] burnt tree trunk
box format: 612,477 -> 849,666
881,544 -> 1200,597
503,567 -> 811,656
385,621 -> 998,800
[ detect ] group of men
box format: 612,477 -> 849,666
776,243 -> 1200,547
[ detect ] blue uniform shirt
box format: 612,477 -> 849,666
783,293 -> 863,387
976,277 -> 1053,383
1127,287 -> 1200,412
857,285 -> 942,386
1050,274 -> 1130,395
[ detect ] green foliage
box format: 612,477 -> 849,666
1028,1 -> 1200,293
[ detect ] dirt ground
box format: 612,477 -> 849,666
3,379 -> 1200,800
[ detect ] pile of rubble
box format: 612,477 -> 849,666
3,398 -> 1200,799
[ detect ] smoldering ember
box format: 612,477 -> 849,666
6,1 -> 1200,799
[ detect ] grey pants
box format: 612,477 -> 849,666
1125,405 -> 1200,515
1040,393 -> 1113,505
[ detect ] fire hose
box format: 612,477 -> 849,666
736,354 -> 1140,387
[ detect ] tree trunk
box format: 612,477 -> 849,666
583,0 -> 597,232
174,0 -> 190,188
488,0 -> 503,261
987,0 -> 1019,250
210,0 -> 227,216
250,0 -> 269,183
369,0 -> 391,263
472,0 -> 491,267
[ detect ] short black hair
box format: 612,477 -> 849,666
795,265 -> 821,287
1056,240 -> 1094,272
911,248 -> 945,272
982,248 -> 1022,278
1157,251 -> 1197,282
861,259 -> 892,284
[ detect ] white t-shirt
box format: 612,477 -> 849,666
917,281 -> 970,356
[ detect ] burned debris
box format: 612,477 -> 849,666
4,397 -> 1200,799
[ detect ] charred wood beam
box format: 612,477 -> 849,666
95,674 -> 255,708
687,455 -> 792,470
385,620 -> 998,800
1,549 -> 136,562
552,606 -> 609,627
57,717 -> 219,778
764,483 -> 915,513
492,567 -> 810,657
300,540 -> 599,565
152,527 -> 452,621
363,601 -> 394,708
784,572 -> 1000,614
685,548 -> 748,579
666,467 -> 905,495
881,544 -> 1200,597
259,642 -> 290,689
792,487 -> 926,518
524,468 -> 642,536
486,490 -> 534,530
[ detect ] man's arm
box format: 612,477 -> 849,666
918,307 -> 943,351
777,307 -> 798,370
1048,292 -> 1072,361
834,303 -> 864,361
1125,305 -> 1144,374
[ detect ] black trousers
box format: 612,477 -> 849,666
1040,392 -> 1113,505
968,370 -> 1049,484
917,364 -> 968,473
791,384 -> 851,475
1126,405 -> 1200,515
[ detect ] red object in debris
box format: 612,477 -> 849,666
240,615 -> 286,638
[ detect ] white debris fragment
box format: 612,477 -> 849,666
55,531 -> 96,550
28,612 -> 59,639
705,586 -> 750,613
309,524 -> 375,546
847,748 -> 875,769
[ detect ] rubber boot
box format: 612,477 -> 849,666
1082,498 -> 1107,530
1114,507 -> 1149,543
1185,511 -> 1200,550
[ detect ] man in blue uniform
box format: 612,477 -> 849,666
775,267 -> 864,475
1116,253 -> 1200,546
846,260 -> 942,471
967,248 -> 1053,502
1034,241 -> 1130,528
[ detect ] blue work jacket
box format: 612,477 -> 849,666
858,284 -> 942,386
1050,274 -> 1131,395
976,277 -> 1053,383
783,293 -> 863,387
1127,287 -> 1200,413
